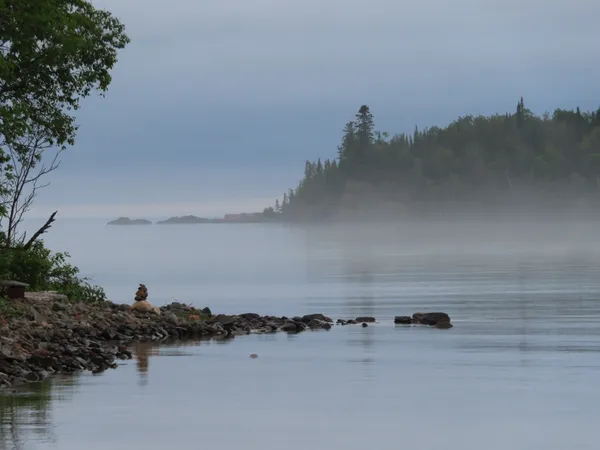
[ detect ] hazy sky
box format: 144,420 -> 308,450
32,0 -> 600,218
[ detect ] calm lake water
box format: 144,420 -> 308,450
2,218 -> 600,450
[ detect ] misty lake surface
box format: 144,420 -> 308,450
3,218 -> 600,450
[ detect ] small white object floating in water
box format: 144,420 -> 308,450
250,353 -> 258,359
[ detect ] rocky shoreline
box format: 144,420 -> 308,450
0,293 -> 452,388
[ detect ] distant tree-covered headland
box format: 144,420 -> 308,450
263,100 -> 600,220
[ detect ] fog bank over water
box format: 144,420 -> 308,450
5,215 -> 600,450
16,214 -> 600,313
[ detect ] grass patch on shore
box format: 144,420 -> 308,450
161,304 -> 212,322
170,308 -> 211,321
0,296 -> 27,320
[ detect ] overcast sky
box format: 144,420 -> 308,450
31,0 -> 600,218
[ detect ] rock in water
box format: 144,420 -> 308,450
134,284 -> 148,301
131,300 -> 153,312
412,312 -> 451,326
280,322 -> 299,333
308,318 -> 331,330
394,316 -> 413,325
362,322 -> 368,328
302,313 -> 333,323
356,316 -> 376,323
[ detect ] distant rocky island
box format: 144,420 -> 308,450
107,217 -> 152,226
156,212 -> 268,224
106,212 -> 276,226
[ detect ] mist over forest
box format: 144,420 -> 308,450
263,99 -> 600,222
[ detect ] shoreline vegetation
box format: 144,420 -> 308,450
0,293 -> 452,388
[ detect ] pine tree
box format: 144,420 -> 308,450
337,121 -> 356,163
316,158 -> 323,175
304,160 -> 312,179
517,97 -> 525,129
355,105 -> 374,150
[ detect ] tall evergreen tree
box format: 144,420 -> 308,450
355,105 -> 374,151
517,97 -> 525,129
337,121 -> 356,163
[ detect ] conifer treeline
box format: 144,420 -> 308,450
263,99 -> 600,219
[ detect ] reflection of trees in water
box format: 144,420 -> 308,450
516,259 -> 531,362
305,228 -> 379,360
340,241 -> 378,370
0,375 -> 79,450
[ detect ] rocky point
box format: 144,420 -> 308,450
0,287 -> 453,388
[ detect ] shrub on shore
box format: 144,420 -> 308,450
0,236 -> 105,303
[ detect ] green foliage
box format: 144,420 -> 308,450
0,0 -> 130,148
275,100 -> 600,218
0,0 -> 128,304
0,239 -> 106,303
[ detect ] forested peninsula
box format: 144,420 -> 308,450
264,100 -> 600,220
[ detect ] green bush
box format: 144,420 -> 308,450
0,238 -> 106,303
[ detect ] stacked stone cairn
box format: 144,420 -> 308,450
131,284 -> 154,312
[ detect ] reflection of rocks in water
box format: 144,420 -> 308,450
132,339 -> 217,386
132,342 -> 160,387
0,376 -> 79,450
